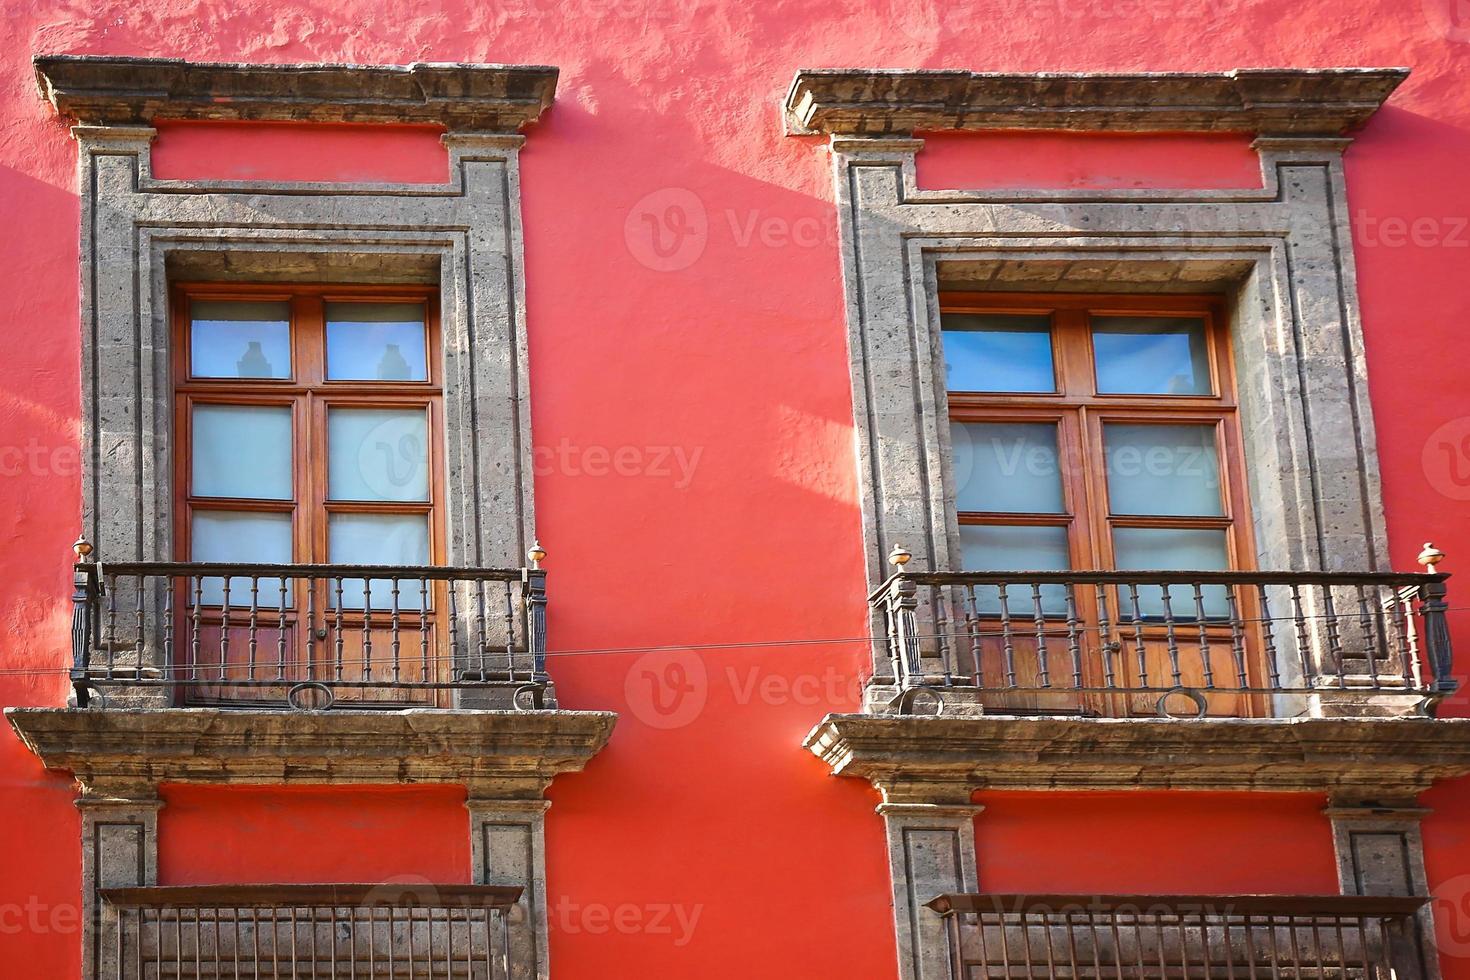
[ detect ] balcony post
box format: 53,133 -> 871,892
883,545 -> 921,689
1416,544 -> 1455,695
70,536 -> 97,707
525,540 -> 549,685
873,777 -> 982,980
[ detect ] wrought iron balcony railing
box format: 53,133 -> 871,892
68,540 -> 551,710
100,884 -> 521,979
872,545 -> 1455,717
926,893 -> 1427,980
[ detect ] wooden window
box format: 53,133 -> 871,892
940,292 -> 1259,715
172,283 -> 444,704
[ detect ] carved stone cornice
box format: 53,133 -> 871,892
6,708 -> 615,797
784,68 -> 1407,137
804,714 -> 1470,796
33,55 -> 558,131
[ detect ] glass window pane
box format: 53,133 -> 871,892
325,302 -> 428,381
959,523 -> 1071,615
328,408 -> 430,502
1104,423 -> 1222,517
190,511 -> 293,605
191,404 -> 293,500
952,422 -> 1064,514
1112,526 -> 1230,618
941,314 -> 1055,393
329,513 -> 430,609
1092,316 -> 1211,395
190,300 -> 291,379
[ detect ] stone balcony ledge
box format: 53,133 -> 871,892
6,707 -> 616,798
805,713 -> 1470,799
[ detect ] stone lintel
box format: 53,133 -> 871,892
5,708 -> 616,793
804,714 -> 1470,794
785,67 -> 1407,137
34,54 -> 558,131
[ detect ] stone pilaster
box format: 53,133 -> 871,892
467,779 -> 553,980
1326,797 -> 1441,980
874,779 -> 982,980
77,781 -> 161,980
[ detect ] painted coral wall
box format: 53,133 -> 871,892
2,0 -> 1469,978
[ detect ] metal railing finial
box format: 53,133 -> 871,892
1418,542 -> 1445,569
889,543 -> 912,568
73,534 -> 94,562
527,539 -> 547,569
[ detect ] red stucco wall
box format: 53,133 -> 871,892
2,1 -> 1468,977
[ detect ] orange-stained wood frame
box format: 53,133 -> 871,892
939,291 -> 1263,716
170,282 -> 446,704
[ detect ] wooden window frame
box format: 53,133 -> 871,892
170,283 -> 448,705
172,282 -> 445,571
940,291 -> 1264,715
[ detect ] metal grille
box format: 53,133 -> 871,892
100,884 -> 520,979
928,894 -> 1427,980
873,567 -> 1455,716
70,558 -> 549,710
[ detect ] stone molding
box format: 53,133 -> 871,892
5,708 -> 617,794
61,113 -> 542,699
815,131 -> 1392,706
804,714 -> 1470,795
785,68 -> 1407,136
35,55 -> 557,130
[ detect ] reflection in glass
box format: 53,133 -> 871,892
1092,316 -> 1211,395
941,314 -> 1055,393
191,404 -> 293,500
1104,423 -> 1222,517
960,523 -> 1071,615
190,511 -> 293,606
952,422 -> 1064,514
329,513 -> 430,609
190,300 -> 292,379
1112,526 -> 1230,618
328,408 -> 430,502
325,302 -> 428,381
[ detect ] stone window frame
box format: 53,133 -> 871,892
30,55 -> 585,980
784,68 -> 1408,703
33,54 -> 553,587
